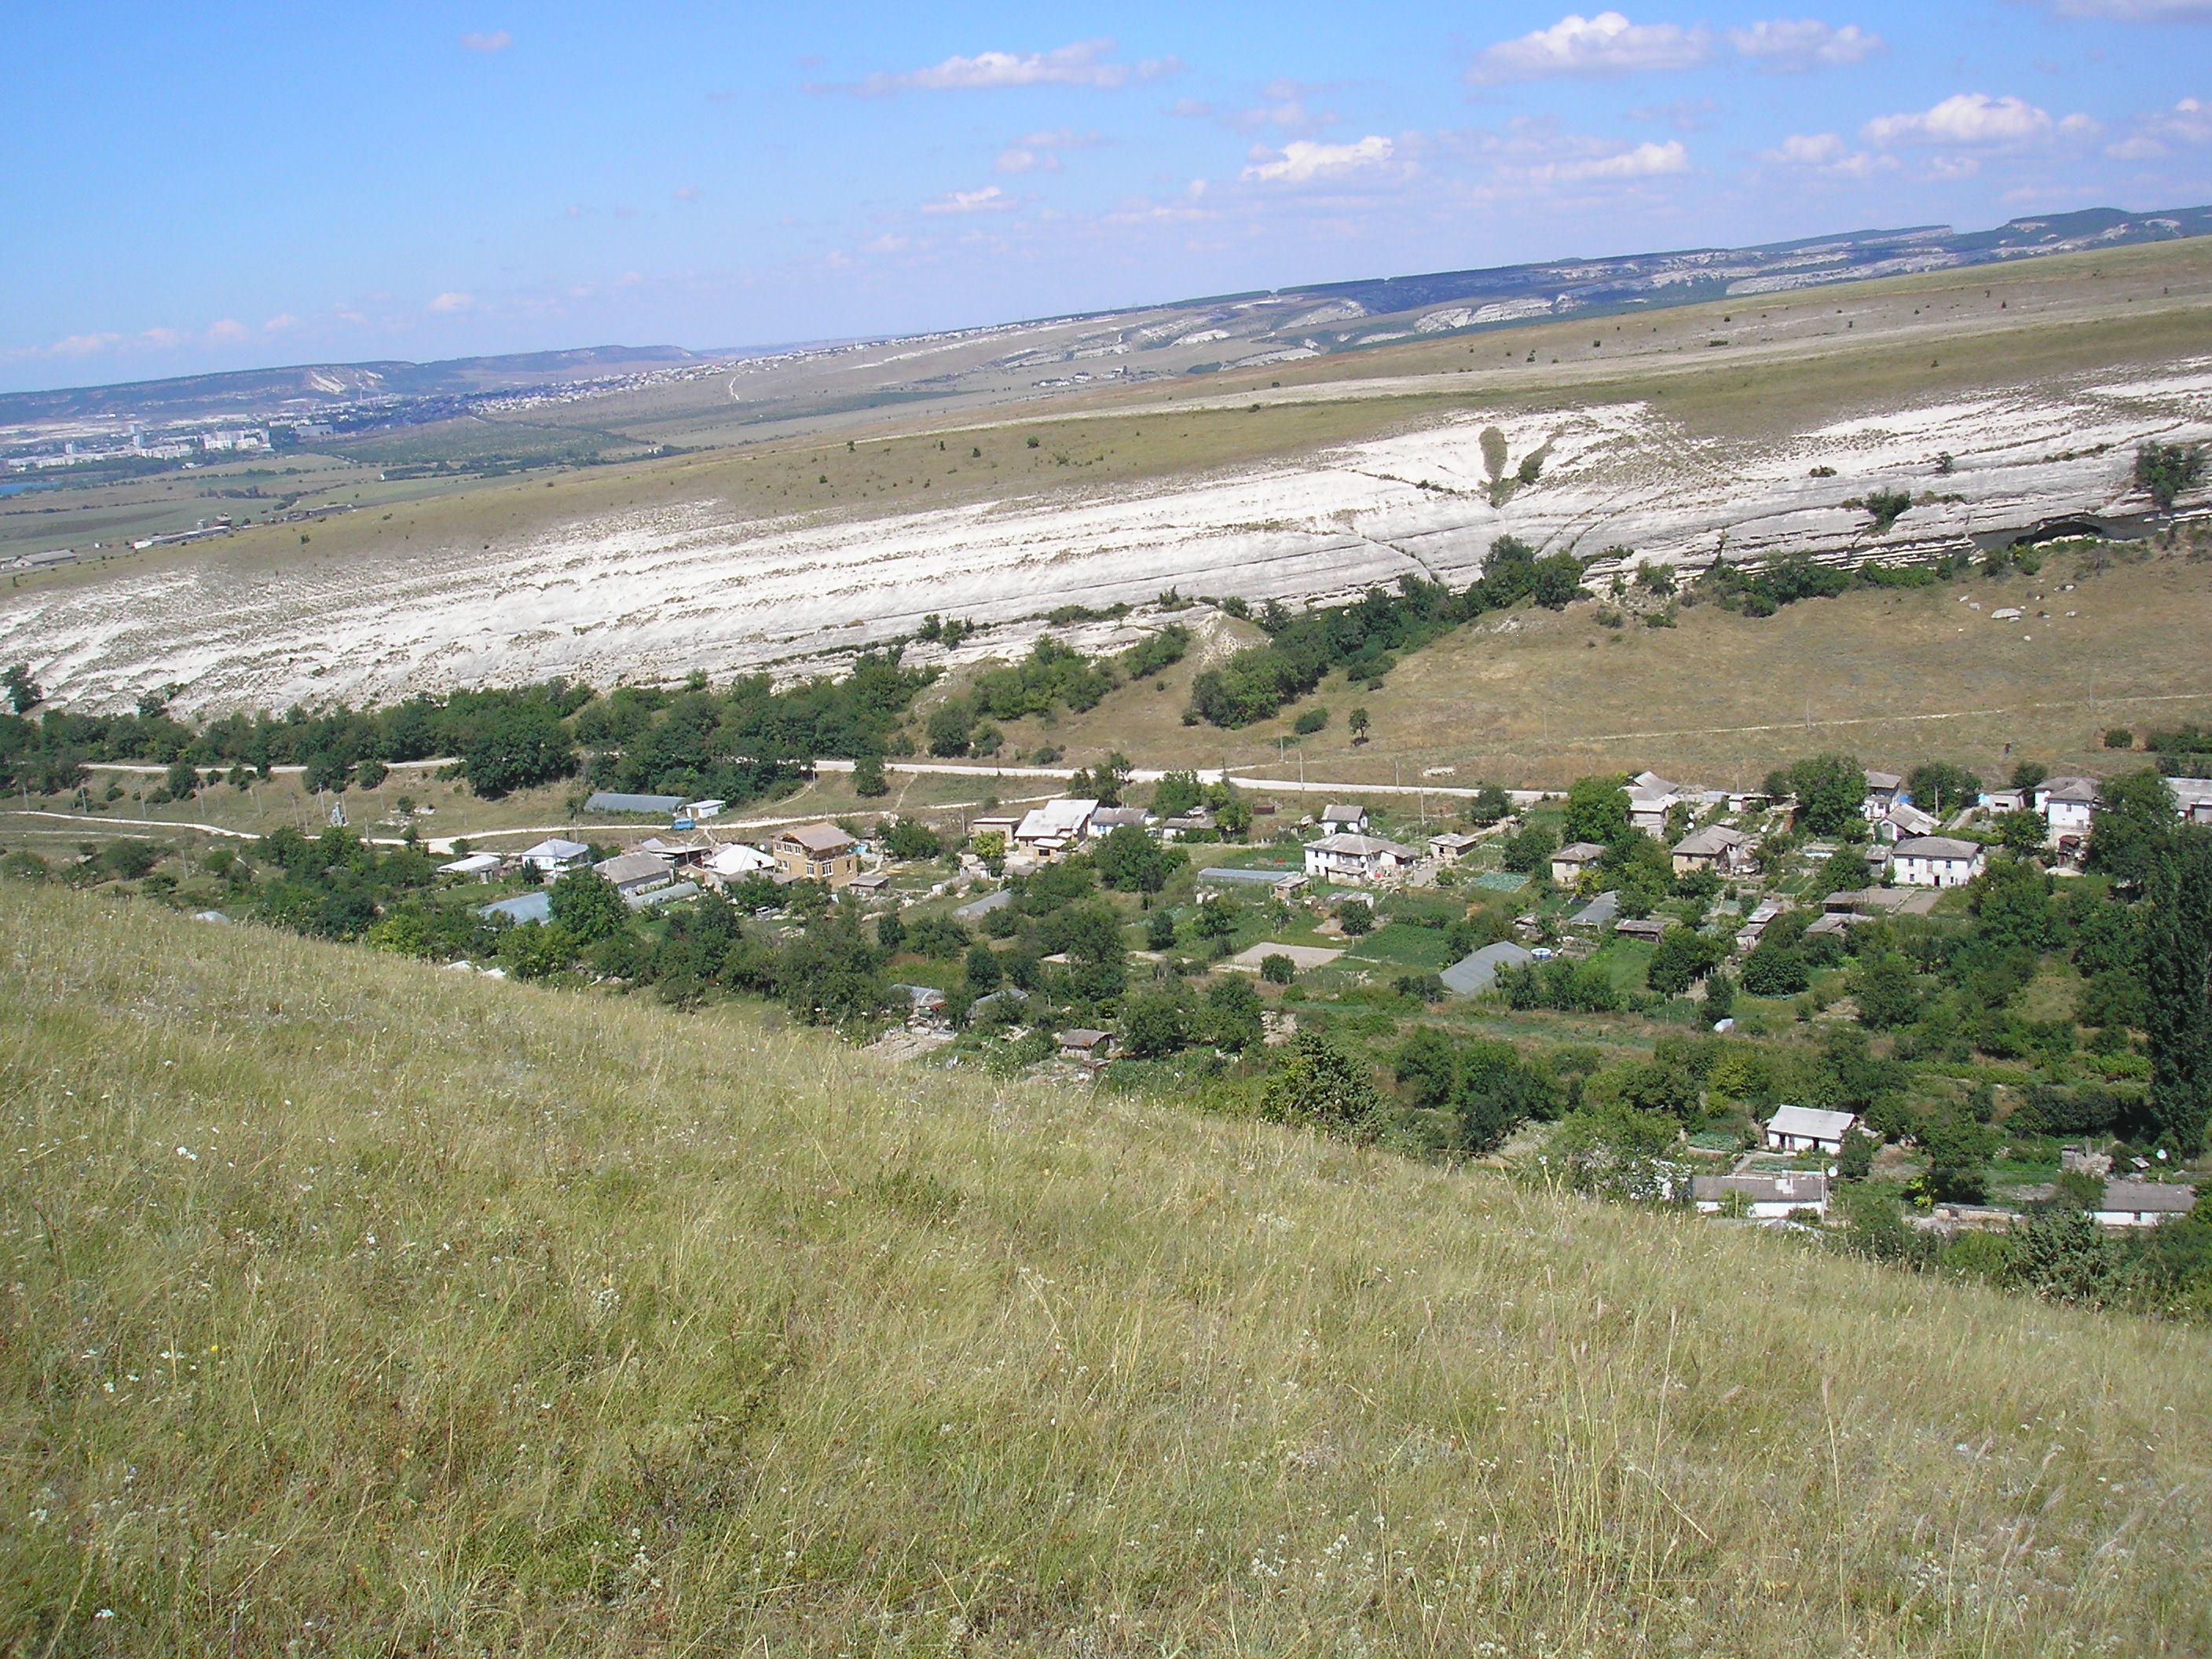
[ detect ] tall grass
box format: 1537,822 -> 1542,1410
2,882 -> 2208,1655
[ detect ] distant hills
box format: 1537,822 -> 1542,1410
7,204 -> 2207,426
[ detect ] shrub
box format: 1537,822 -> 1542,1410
2134,441 -> 2204,511
1293,708 -> 1329,736
1261,1030 -> 1387,1142
1260,953 -> 1295,984
1861,489 -> 1914,534
1336,899 -> 1375,937
2104,727 -> 2135,751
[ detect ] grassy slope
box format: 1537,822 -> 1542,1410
3,886 -> 2208,1656
961,545 -> 2212,789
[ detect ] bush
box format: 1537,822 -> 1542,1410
1261,1030 -> 1387,1141
547,870 -> 628,946
1336,899 -> 1374,937
2104,727 -> 2136,751
1259,953 -> 1295,984
2134,441 -> 2205,511
882,817 -> 943,861
1293,708 -> 1329,736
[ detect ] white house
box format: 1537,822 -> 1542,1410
1764,1104 -> 1857,1155
2035,776 -> 2100,840
1861,769 -> 1907,820
518,837 -> 591,874
1013,797 -> 1100,854
1304,832 -> 1417,883
1887,835 -> 1985,888
682,798 -> 727,822
2093,1181 -> 2198,1228
1626,771 -> 1685,835
438,851 -> 504,882
1692,1172 -> 1829,1218
1318,803 -> 1369,835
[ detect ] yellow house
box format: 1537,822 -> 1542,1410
771,822 -> 859,887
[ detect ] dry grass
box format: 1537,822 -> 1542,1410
978,544 -> 2212,789
3,884 -> 2209,1655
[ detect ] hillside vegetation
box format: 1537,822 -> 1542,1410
3,885 -> 2210,1655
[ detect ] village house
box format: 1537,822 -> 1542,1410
629,835 -> 714,870
584,791 -> 687,818
771,822 -> 860,886
1088,804 -> 1152,834
592,850 -> 674,897
1156,808 -> 1217,841
1888,835 -> 1986,888
518,837 -> 590,874
1059,1028 -> 1112,1064
1566,889 -> 1620,932
2035,776 -> 2100,841
2166,776 -> 2212,825
1611,917 -> 1670,943
1765,1104 -> 1857,1154
438,851 -> 504,882
1861,769 -> 1907,820
1691,1172 -> 1829,1218
1551,840 -> 1607,886
1304,832 -> 1417,884
2093,1181 -> 2199,1229
1013,797 -> 1099,855
1317,804 -> 1368,835
1625,771 -> 1686,835
1670,823 -> 1752,877
1876,801 -> 1939,842
1734,895 -> 1785,954
1428,830 -> 1483,864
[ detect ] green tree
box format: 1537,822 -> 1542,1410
1193,894 -> 1240,945
2088,768 -> 2185,894
1563,775 -> 1630,845
1095,824 -> 1180,892
925,701 -> 974,758
495,921 -> 577,980
1262,1030 -> 1387,1142
1837,1126 -> 1877,1181
1852,952 -> 1922,1029
1467,782 -> 1511,826
1916,1111 -> 1994,1205
463,700 -> 575,798
1144,907 -> 1177,950
1995,808 -> 2048,857
2134,440 -> 2205,511
1542,1105 -> 1682,1203
1500,822 -> 1558,875
1906,761 -> 1981,819
1122,983 -> 1196,1058
2145,827 -> 2212,1155
1531,553 -> 1584,610
548,870 -> 628,946
882,817 -> 943,860
852,754 -> 890,797
1349,707 -> 1372,744
1787,753 -> 1865,837
1,663 -> 40,715
1206,976 -> 1265,1052
965,941 -> 1003,993
1260,952 -> 1295,984
1645,926 -> 1723,998
1336,898 -> 1375,937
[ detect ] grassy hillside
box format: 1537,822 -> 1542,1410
3,884 -> 2210,1656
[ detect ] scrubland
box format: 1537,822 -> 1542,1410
2,884 -> 2208,1655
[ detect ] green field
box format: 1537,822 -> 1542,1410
4,883 -> 2210,1655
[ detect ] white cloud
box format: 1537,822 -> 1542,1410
427,291 -> 474,313
1467,13 -> 1713,84
1630,96 -> 1722,130
1725,19 -> 1885,67
1863,93 -> 2059,145
2048,0 -> 2212,17
921,185 -> 1013,214
206,319 -> 251,342
262,313 -> 303,333
1240,134 -> 1396,183
995,128 -> 1101,172
672,184 -> 701,201
863,233 -> 911,253
1760,130 -> 1895,174
459,31 -> 512,53
1228,77 -> 1338,133
2106,96 -> 2212,155
1552,137 -> 1690,179
836,39 -> 1176,95
51,333 -> 123,357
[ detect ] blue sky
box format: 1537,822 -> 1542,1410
2,1 -> 2207,390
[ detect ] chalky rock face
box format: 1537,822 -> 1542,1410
3,361 -> 2207,716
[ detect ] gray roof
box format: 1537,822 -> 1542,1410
2099,1181 -> 2198,1215
953,888 -> 1013,920
585,792 -> 687,815
1199,866 -> 1300,886
1555,840 -> 1608,862
1321,804 -> 1366,820
1567,890 -> 1620,928
1767,1104 -> 1857,1140
521,837 -> 590,861
1439,940 -> 1535,995
1891,836 -> 1982,859
1090,806 -> 1152,830
592,851 -> 672,887
479,892 -> 551,925
628,881 -> 699,911
1672,825 -> 1745,856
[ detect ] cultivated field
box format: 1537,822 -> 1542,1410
3,884 -> 2210,1655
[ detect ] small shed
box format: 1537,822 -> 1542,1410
479,892 -> 552,925
1764,1104 -> 1857,1154
1060,1028 -> 1111,1062
438,852 -> 504,881
1428,830 -> 1483,864
518,837 -> 590,873
1691,1172 -> 1829,1218
1318,804 -> 1369,834
2093,1181 -> 2198,1229
1551,841 -> 1607,886
592,851 -> 674,895
1439,940 -> 1534,995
